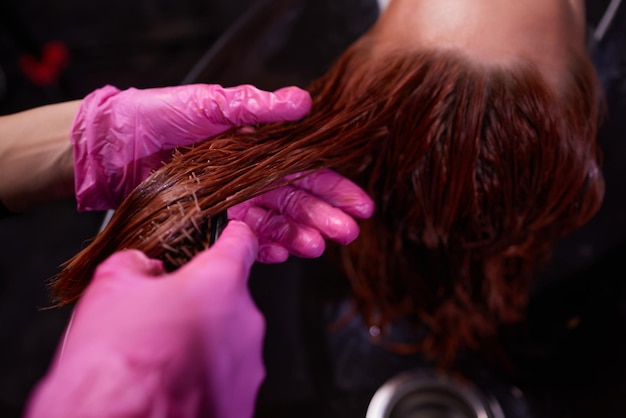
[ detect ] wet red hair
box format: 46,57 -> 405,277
52,34 -> 604,363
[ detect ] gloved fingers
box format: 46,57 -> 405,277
72,84 -> 312,213
228,204 -> 326,260
201,84 -> 312,128
91,249 -> 165,283
178,220 -> 258,285
285,169 -> 375,219
258,244 -> 289,264
244,184 -> 361,245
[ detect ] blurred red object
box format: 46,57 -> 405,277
19,41 -> 70,86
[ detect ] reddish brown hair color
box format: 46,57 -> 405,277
53,34 -> 604,362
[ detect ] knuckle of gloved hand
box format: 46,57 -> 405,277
279,187 -> 309,219
297,168 -> 339,192
224,84 -> 263,124
259,215 -> 294,244
205,88 -> 233,125
257,244 -> 289,264
230,204 -> 264,234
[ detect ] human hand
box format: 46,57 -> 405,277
72,84 -> 312,211
26,221 -> 264,418
228,169 -> 375,263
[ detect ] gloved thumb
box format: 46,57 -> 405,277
178,220 -> 258,286
91,249 -> 166,284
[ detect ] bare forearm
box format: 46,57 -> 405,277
0,100 -> 80,212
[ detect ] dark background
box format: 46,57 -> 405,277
1,0 -> 625,417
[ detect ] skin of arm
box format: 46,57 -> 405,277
0,100 -> 80,212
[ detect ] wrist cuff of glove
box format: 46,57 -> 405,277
71,85 -> 121,212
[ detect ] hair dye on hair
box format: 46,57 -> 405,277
52,35 -> 604,363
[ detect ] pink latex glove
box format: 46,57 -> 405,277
229,168 -> 375,263
26,221 -> 264,418
72,84 -> 312,211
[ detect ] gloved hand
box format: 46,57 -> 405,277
72,84 -> 312,211
26,221 -> 264,418
229,169 -> 375,263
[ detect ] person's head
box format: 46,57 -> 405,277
53,0 -> 603,364
374,0 -> 586,89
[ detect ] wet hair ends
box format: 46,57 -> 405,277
52,36 -> 604,363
